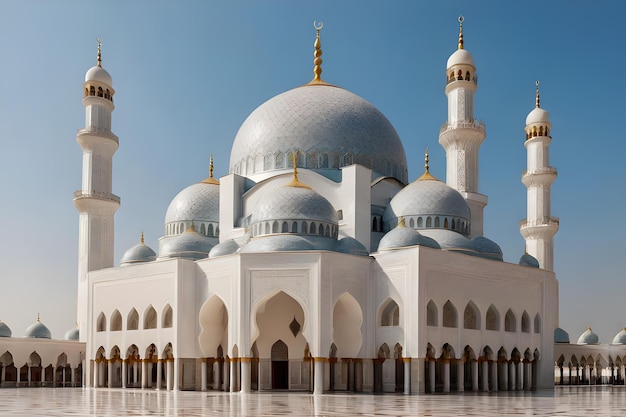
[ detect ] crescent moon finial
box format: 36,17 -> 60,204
535,80 -> 541,108
458,15 -> 464,24
457,16 -> 464,50
314,20 -> 324,31
96,37 -> 102,67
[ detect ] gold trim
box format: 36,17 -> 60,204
285,149 -> 312,189
417,147 -> 438,181
535,80 -> 541,108
457,16 -> 464,50
97,37 -> 102,67
201,154 -> 219,185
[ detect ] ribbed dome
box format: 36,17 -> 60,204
471,236 -> 503,261
229,84 -> 408,183
208,239 -> 240,258
577,327 -> 599,345
378,225 -> 441,251
526,107 -> 550,125
165,181 -> 219,227
336,237 -> 370,256
613,328 -> 626,345
554,327 -> 570,344
0,321 -> 12,338
120,238 -> 156,266
519,253 -> 540,268
383,177 -> 470,233
160,227 -> 216,260
85,65 -> 112,86
64,326 -> 79,341
25,318 -> 51,339
420,229 -> 475,253
447,49 -> 474,68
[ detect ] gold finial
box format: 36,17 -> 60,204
186,221 -> 196,232
97,37 -> 102,67
535,80 -> 540,108
37,313 -> 41,322
397,216 -> 406,228
286,150 -> 312,189
309,21 -> 326,84
457,16 -> 464,50
418,147 -> 437,181
201,154 -> 219,184
140,231 -> 145,244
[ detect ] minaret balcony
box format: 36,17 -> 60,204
77,128 -> 119,144
519,217 -> 559,239
521,167 -> 557,186
74,190 -> 120,204
439,120 -> 486,135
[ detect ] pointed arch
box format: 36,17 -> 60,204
143,305 -> 157,329
426,300 -> 437,326
198,295 -> 228,357
534,313 -> 541,334
486,304 -> 499,331
521,311 -> 531,333
379,298 -> 400,327
505,309 -> 516,332
96,312 -> 106,332
333,292 -> 364,357
110,310 -> 122,331
162,304 -> 173,328
127,308 -> 139,330
443,300 -> 457,328
463,301 -> 480,330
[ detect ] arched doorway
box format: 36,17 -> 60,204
271,340 -> 288,389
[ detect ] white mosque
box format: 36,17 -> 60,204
1,19 -> 619,393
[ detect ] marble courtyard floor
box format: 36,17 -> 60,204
0,387 -> 625,416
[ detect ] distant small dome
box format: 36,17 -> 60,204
577,327 -> 599,345
519,253 -> 540,268
526,107 -> 550,126
209,239 -> 240,258
85,65 -> 112,86
160,226 -> 215,260
471,236 -> 503,261
120,236 -> 156,266
612,328 -> 626,345
0,321 -> 12,338
64,326 -> 79,341
336,237 -> 370,256
378,225 -> 440,251
25,318 -> 51,339
420,229 -> 475,254
447,49 -> 474,68
554,327 -> 570,344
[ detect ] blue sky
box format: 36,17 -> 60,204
1,1 -> 625,344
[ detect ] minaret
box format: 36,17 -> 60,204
73,39 -> 119,341
520,82 -> 558,271
438,17 -> 488,237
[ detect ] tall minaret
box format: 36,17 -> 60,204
438,17 -> 488,237
73,39 -> 119,341
520,82 -> 558,271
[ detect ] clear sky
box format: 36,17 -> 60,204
1,1 -> 625,344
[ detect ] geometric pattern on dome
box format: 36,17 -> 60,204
251,185 -> 338,225
165,182 -> 220,225
229,85 -> 408,183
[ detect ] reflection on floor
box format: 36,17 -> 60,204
0,387 -> 625,416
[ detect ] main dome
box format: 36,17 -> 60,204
229,84 -> 408,183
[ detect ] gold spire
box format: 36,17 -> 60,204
201,154 -> 219,184
535,80 -> 541,108
37,313 -> 41,322
186,221 -> 196,232
417,147 -> 437,181
140,231 -> 145,244
286,150 -> 312,189
397,216 -> 406,228
457,16 -> 464,50
307,21 -> 329,85
97,37 -> 102,67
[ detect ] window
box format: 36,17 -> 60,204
505,309 -> 516,332
380,299 -> 400,326
162,305 -> 173,328
463,301 -> 480,330
110,310 -> 122,331
427,300 -> 437,326
144,306 -> 157,329
443,301 -> 457,328
96,312 -> 106,332
486,305 -> 499,331
127,309 -> 138,330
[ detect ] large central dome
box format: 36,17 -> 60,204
229,84 -> 408,183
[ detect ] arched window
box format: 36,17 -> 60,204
162,304 -> 173,328
200,223 -> 206,235
443,300 -> 457,328
265,223 -> 270,235
372,217 -> 379,231
521,311 -> 530,333
89,86 -> 95,96
417,217 -> 423,227
275,152 -> 284,169
426,217 -> 432,227
325,224 -> 330,237
105,89 -> 111,99
272,221 -> 278,233
96,312 -> 106,332
463,301 -> 480,330
310,222 -> 317,235
505,309 -> 516,332
443,218 -> 449,229
534,313 -> 541,334
380,299 -> 400,326
144,306 -> 157,329
302,221 -> 308,234
97,87 -> 103,97
342,152 -> 353,166
127,308 -> 138,330
409,218 -> 415,228
486,304 -> 499,331
282,222 -> 288,233
110,310 -> 122,331
465,71 -> 470,81
319,224 -> 325,236
291,222 -> 298,233
208,223 -> 214,236
427,300 -> 437,326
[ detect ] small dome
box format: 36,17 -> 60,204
378,225 -> 441,251
240,235 -> 317,253
447,49 -> 474,68
577,327 -> 599,345
25,318 -> 51,339
209,239 -> 240,258
420,229 -> 476,254
120,236 -> 156,266
336,237 -> 370,256
165,181 -> 220,230
612,328 -> 626,345
383,177 -> 470,233
0,321 -> 12,338
229,84 -> 408,183
526,107 -> 550,125
519,253 -> 540,268
64,326 -> 79,341
160,227 -> 215,260
85,65 -> 112,86
471,236 -> 503,261
554,327 -> 570,344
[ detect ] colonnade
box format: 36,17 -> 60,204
92,357 -> 176,390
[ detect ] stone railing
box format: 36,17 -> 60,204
73,190 -> 120,204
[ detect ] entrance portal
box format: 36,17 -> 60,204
271,340 -> 288,389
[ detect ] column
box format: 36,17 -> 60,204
27,365 -> 31,387
133,361 -> 138,386
69,366 -> 73,387
481,361 -> 488,392
201,360 -> 208,391
141,360 -> 147,388
41,366 -> 45,386
509,362 -> 516,391
490,361 -> 498,392
428,360 -> 435,393
457,359 -> 464,392
92,361 -> 98,388
241,358 -> 251,393
403,358 -> 411,395
230,358 -> 237,392
223,359 -> 230,392
155,360 -> 162,390
516,362 -> 523,390
500,362 -> 508,391
121,360 -> 127,389
314,359 -> 325,395
108,360 -> 113,388
443,360 -> 450,393
471,361 -> 478,391
1,366 -> 5,386
16,366 -> 21,387
166,360 -> 173,391
173,358 -> 179,391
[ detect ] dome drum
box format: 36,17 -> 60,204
388,214 -> 470,235
165,221 -> 219,238
251,219 -> 338,239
